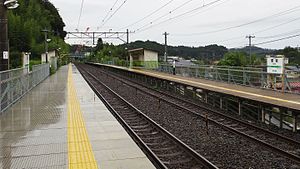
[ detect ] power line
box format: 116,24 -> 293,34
172,4 -> 300,36
254,33 -> 300,46
135,0 -> 222,33
199,12 -> 300,45
135,0 -> 223,33
101,0 -> 120,25
139,0 -> 194,30
177,27 -> 300,48
208,16 -> 300,45
101,0 -> 128,28
76,0 -> 85,30
256,29 -> 300,39
130,0 -> 194,32
216,28 -> 300,47
119,0 -> 175,30
253,16 -> 300,35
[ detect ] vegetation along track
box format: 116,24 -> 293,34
79,66 -> 299,168
76,64 -> 218,169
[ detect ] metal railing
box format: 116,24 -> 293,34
92,60 -> 299,94
0,64 -> 50,113
157,64 -> 299,94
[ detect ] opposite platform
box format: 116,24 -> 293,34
98,64 -> 300,111
0,64 -> 155,169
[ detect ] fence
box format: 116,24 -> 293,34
157,64 -> 299,94
95,60 -> 299,94
0,64 -> 50,113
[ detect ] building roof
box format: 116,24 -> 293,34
286,66 -> 300,72
128,48 -> 158,53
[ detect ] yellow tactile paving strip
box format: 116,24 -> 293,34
67,64 -> 98,169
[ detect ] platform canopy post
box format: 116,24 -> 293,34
293,113 -> 298,132
220,97 -> 223,109
261,107 -> 266,123
238,100 -> 242,116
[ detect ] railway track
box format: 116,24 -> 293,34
76,64 -> 218,169
84,63 -> 300,164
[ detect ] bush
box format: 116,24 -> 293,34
29,59 -> 41,71
9,51 -> 22,69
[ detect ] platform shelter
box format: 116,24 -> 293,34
128,48 -> 158,69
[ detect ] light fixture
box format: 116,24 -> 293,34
4,0 -> 19,9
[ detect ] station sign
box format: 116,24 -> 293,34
266,55 -> 288,74
3,51 -> 9,59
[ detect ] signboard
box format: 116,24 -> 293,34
3,51 -> 8,59
266,55 -> 288,74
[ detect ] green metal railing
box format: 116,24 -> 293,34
157,64 -> 299,94
96,60 -> 299,94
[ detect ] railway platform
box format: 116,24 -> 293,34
100,64 -> 300,110
0,64 -> 155,169
92,63 -> 300,132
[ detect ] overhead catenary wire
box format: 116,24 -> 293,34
255,29 -> 300,39
76,0 -> 85,30
127,0 -> 193,32
144,0 -> 194,28
223,30 -> 300,47
134,0 -> 223,33
129,0 -> 194,32
215,27 -> 300,44
207,14 -> 300,45
170,26 -> 300,48
101,0 -> 120,25
101,0 -> 128,28
253,16 -> 300,35
135,0 -> 222,33
254,33 -> 300,46
216,29 -> 300,47
165,4 -> 300,47
118,0 -> 175,30
172,4 -> 300,36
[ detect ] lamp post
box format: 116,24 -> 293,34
125,47 -> 128,67
41,29 -> 51,63
0,0 -> 19,71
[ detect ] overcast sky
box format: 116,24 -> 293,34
50,0 -> 300,49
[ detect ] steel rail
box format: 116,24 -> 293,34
76,64 -> 218,169
87,63 -> 300,164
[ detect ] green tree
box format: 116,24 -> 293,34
95,38 -> 104,52
7,0 -> 69,68
218,52 -> 247,66
277,47 -> 300,65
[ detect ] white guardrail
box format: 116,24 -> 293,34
0,64 -> 50,113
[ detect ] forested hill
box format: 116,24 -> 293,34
230,46 -> 276,55
8,0 -> 69,67
123,40 -> 228,60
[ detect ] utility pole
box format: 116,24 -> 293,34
163,32 -> 169,62
246,35 -> 255,63
126,29 -> 129,67
0,0 -> 8,71
126,29 -> 129,44
41,29 -> 50,63
282,56 -> 286,93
